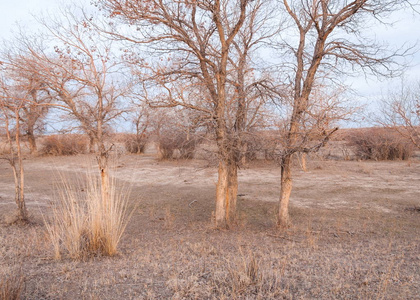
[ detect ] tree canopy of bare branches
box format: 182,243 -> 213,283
380,80 -> 420,150
275,0 -> 414,226
0,55 -> 51,154
3,7 -> 135,208
97,0 -> 278,228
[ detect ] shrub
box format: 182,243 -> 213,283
124,134 -> 147,154
241,135 -> 260,162
40,134 -> 88,156
0,269 -> 24,300
157,130 -> 202,160
242,132 -> 280,162
348,128 -> 414,161
44,170 -> 132,260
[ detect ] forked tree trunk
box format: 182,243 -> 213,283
278,154 -> 293,227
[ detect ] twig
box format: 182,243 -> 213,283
188,200 -> 197,208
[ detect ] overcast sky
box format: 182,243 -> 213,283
0,0 -> 58,36
1,0 -> 419,126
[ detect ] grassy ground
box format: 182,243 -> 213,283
0,154 -> 419,299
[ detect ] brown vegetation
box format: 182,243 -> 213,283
157,130 -> 203,160
0,268 -> 24,300
39,135 -> 88,156
0,154 -> 419,299
123,134 -> 147,154
347,128 -> 414,161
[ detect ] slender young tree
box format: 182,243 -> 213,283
276,0 -> 412,226
0,75 -> 28,222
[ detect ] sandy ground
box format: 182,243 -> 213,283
0,154 -> 419,299
1,154 -> 419,214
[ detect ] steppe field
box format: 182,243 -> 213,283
1,142 -> 419,299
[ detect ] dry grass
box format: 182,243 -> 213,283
0,155 -> 419,299
44,169 -> 132,260
0,268 -> 24,300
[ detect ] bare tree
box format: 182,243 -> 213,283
1,56 -> 51,154
97,0 -> 275,228
275,0 -> 413,226
380,80 -> 420,149
0,74 -> 28,222
8,8 -> 132,205
153,107 -> 205,160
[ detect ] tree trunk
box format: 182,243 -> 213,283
10,162 -> 27,222
89,135 -> 96,153
215,160 -> 229,228
215,156 -> 239,228
227,158 -> 238,223
15,117 -> 28,222
27,129 -> 37,154
241,142 -> 248,165
97,152 -> 110,207
299,152 -> 307,172
278,154 -> 292,227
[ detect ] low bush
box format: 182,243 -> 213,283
157,130 -> 202,160
348,128 -> 414,160
124,134 -> 147,154
243,132 -> 280,162
241,135 -> 260,162
40,134 -> 88,156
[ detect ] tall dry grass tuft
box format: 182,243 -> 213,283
44,168 -> 132,260
0,269 -> 25,300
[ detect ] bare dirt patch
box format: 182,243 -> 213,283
0,154 -> 419,299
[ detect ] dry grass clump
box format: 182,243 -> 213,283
348,128 -> 414,160
44,171 -> 132,260
40,134 -> 88,156
123,134 -> 148,154
0,268 -> 24,300
166,244 -> 287,300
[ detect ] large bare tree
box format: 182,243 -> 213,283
97,0 -> 276,227
275,0 -> 413,226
